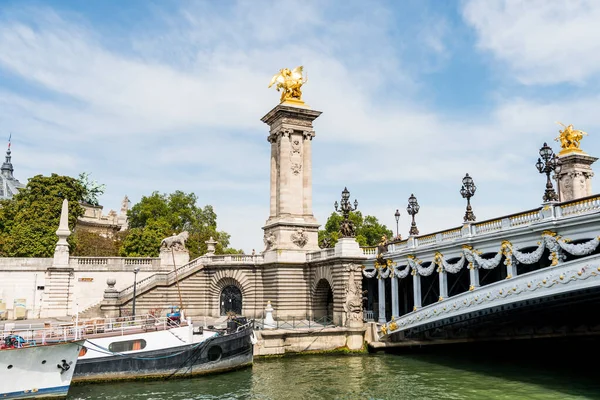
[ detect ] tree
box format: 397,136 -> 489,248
0,174 -> 85,257
72,230 -> 125,257
120,191 -> 241,258
318,211 -> 392,248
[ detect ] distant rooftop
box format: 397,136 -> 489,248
0,142 -> 25,200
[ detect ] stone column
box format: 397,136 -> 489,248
269,135 -> 278,217
377,277 -> 386,324
390,276 -> 399,319
278,129 -> 292,215
506,258 -> 517,279
261,104 -> 322,258
412,273 -> 422,310
556,152 -> 597,202
439,270 -> 448,300
469,265 -> 480,290
302,131 -> 314,216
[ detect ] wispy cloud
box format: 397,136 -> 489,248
0,1 -> 598,252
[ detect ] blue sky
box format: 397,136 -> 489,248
1,0 -> 599,253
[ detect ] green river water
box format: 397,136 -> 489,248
68,345 -> 600,400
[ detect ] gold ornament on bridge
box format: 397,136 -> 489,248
268,66 -> 308,105
555,122 -> 588,155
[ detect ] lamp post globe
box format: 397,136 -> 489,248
132,267 -> 140,319
535,142 -> 560,202
394,209 -> 400,238
406,194 -> 420,236
461,173 -> 476,222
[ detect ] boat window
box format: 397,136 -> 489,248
207,346 -> 222,362
108,339 -> 147,353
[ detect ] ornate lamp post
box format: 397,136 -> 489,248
394,209 -> 401,239
406,194 -> 420,236
132,267 -> 140,318
334,187 -> 358,237
535,142 -> 561,202
460,173 -> 476,222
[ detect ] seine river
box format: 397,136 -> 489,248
69,339 -> 600,400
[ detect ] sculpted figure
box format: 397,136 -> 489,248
263,231 -> 276,251
339,219 -> 356,238
268,66 -> 308,103
160,231 -> 189,251
343,265 -> 366,325
291,228 -> 308,248
555,122 -> 588,151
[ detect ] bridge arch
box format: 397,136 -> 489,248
209,269 -> 251,317
311,266 -> 335,320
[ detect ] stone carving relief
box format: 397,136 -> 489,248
561,174 -> 573,201
303,130 -> 315,140
291,162 -> 302,175
263,231 -> 276,251
280,118 -> 313,127
344,264 -> 365,326
160,231 -> 189,252
291,138 -> 302,154
290,228 -> 308,248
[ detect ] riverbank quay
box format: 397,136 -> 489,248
253,322 -> 379,356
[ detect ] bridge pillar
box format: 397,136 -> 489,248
391,276 -> 399,319
506,257 -> 517,279
469,266 -> 480,290
377,277 -> 386,324
439,270 -> 448,300
413,274 -> 422,310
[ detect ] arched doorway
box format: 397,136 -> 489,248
313,279 -> 333,320
220,285 -> 242,316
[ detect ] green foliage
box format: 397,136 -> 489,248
318,211 -> 392,248
0,174 -> 85,257
120,191 -> 237,258
72,229 -> 124,257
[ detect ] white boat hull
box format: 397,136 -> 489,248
0,341 -> 83,399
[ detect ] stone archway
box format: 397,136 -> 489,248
220,285 -> 243,316
313,279 -> 333,320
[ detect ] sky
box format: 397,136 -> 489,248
1,0 -> 599,253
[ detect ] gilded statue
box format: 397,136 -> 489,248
268,66 -> 308,103
555,122 -> 588,154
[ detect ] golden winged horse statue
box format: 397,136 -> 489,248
268,66 -> 308,104
555,122 -> 588,154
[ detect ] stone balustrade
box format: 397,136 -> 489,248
363,195 -> 600,326
70,256 -> 161,270
371,197 -> 600,259
559,195 -> 600,217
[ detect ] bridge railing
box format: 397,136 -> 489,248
70,256 -> 161,269
378,196 -> 600,256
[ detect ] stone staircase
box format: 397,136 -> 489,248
101,256 -> 209,315
43,268 -> 74,318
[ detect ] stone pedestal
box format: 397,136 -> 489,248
334,237 -> 365,258
160,249 -> 189,269
556,152 -> 597,202
263,301 -> 276,329
261,104 -> 322,257
346,326 -> 366,350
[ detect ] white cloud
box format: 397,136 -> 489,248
0,2 -> 599,253
463,0 -> 600,85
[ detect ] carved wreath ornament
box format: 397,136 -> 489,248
363,231 -> 600,279
291,228 -> 308,248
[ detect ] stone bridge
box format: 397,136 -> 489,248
362,195 -> 600,342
